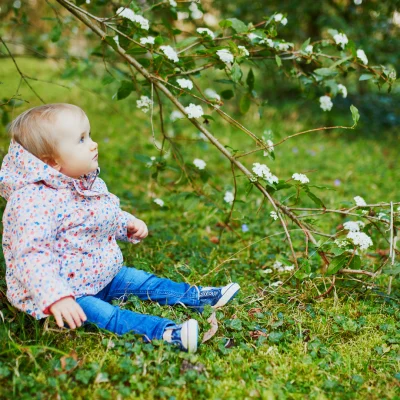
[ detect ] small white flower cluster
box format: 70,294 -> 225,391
320,95 -> 333,111
304,44 -> 313,54
197,28 -> 214,39
334,239 -> 350,248
273,261 -> 294,272
377,212 -> 389,221
117,7 -> 150,30
193,158 -> 206,170
184,103 -> 204,118
337,84 -> 347,98
140,36 -> 155,45
270,281 -> 283,287
292,173 -> 310,184
347,231 -> 373,250
274,13 -> 288,25
204,88 -> 221,101
154,198 -> 164,207
177,78 -> 193,90
252,163 -> 279,185
270,211 -> 278,220
146,156 -> 156,167
261,38 -> 274,47
170,110 -> 184,121
160,45 -> 179,63
169,0 -> 177,6
177,12 -> 189,20
277,42 -> 293,51
238,45 -> 249,57
224,191 -> 234,204
357,49 -> 368,65
189,2 -> 203,19
216,49 -> 234,66
333,33 -> 348,49
354,196 -> 367,206
136,95 -> 153,113
343,220 -> 365,232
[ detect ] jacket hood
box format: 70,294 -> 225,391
0,140 -> 101,200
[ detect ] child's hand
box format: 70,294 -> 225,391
49,296 -> 87,329
127,218 -> 148,240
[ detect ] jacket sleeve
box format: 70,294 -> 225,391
9,185 -> 75,315
115,208 -> 140,244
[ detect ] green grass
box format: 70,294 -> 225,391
0,59 -> 399,399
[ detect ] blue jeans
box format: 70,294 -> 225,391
76,266 -> 201,341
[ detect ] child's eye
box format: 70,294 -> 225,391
80,136 -> 85,143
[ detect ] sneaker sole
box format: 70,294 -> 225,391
181,319 -> 198,353
212,283 -> 240,309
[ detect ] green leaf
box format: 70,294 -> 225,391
219,19 -> 232,29
226,319 -> 243,330
202,114 -> 215,121
226,18 -> 248,33
125,47 -> 148,55
239,94 -> 251,114
246,68 -> 255,92
326,254 -> 348,275
230,64 -> 242,83
348,255 -> 361,270
221,89 -> 234,100
101,75 -> 115,86
359,74 -> 374,81
304,187 -> 325,207
350,105 -> 360,127
314,68 -> 338,77
268,332 -> 283,343
104,35 -> 119,51
117,80 -> 134,100
50,24 -> 62,43
300,38 -> 311,51
275,55 -> 282,67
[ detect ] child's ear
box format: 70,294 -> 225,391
41,155 -> 62,172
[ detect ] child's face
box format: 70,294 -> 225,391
52,109 -> 99,179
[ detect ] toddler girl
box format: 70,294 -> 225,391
0,103 -> 240,353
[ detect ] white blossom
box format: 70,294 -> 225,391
160,45 -> 179,62
184,103 -> 204,118
334,239 -> 350,248
333,33 -> 348,49
154,198 -> 164,207
274,13 -> 283,22
270,211 -> 278,220
224,191 -> 234,204
189,2 -> 203,19
260,38 -> 274,47
270,281 -> 283,287
354,196 -> 367,206
304,45 -> 313,54
113,35 -> 119,46
177,78 -> 193,90
281,17 -> 288,26
292,173 -> 310,184
347,231 -> 373,250
357,49 -> 368,65
193,158 -> 206,170
343,221 -> 365,232
377,212 -> 389,220
136,95 -> 153,113
354,0 -> 362,4
319,95 -> 333,111
170,110 -> 184,121
169,0 -> 177,6
140,36 -> 155,45
216,49 -> 234,66
262,269 -> 273,274
284,265 -> 294,271
238,45 -> 249,57
197,28 -> 214,39
177,12 -> 189,20
277,42 -> 293,51
116,8 -> 150,30
204,88 -> 221,101
337,84 -> 348,98
252,163 -> 279,185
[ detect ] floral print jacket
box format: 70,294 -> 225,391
0,140 -> 137,319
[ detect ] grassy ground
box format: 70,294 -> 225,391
0,59 -> 399,399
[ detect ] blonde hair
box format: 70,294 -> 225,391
7,103 -> 86,163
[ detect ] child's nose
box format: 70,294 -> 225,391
91,140 -> 98,150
